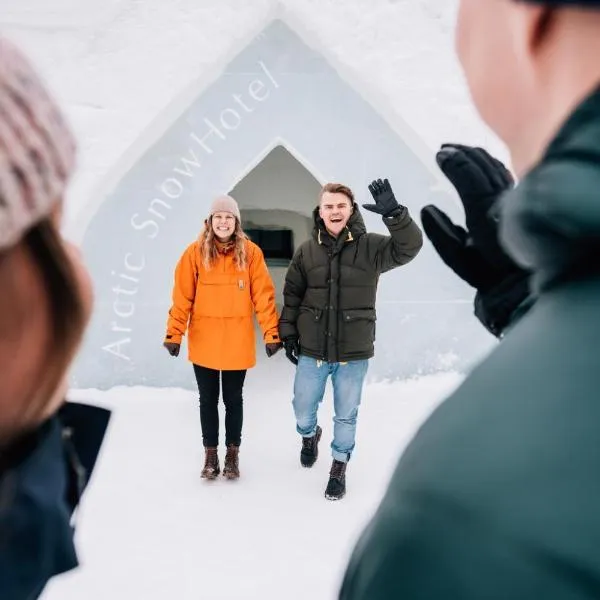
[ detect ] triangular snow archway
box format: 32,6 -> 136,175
72,19 -> 491,389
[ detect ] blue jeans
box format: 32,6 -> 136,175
292,355 -> 369,463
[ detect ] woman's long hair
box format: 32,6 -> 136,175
198,217 -> 249,271
0,218 -> 87,444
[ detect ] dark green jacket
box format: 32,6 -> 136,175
278,205 -> 422,362
340,89 -> 600,599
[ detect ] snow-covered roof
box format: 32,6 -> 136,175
0,0 -> 508,238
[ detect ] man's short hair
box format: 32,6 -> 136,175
320,183 -> 355,204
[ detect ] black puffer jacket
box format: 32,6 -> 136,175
278,204 -> 422,362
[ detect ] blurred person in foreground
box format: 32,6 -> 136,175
0,38 -> 111,600
341,0 -> 600,597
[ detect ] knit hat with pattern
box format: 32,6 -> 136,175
0,38 -> 76,251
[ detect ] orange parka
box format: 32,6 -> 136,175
165,239 -> 280,370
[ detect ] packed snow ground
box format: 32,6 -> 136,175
41,359 -> 463,600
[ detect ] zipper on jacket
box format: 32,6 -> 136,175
323,249 -> 332,363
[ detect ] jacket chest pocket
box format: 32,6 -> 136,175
230,277 -> 252,316
195,275 -> 252,318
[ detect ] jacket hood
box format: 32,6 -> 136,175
311,202 -> 367,243
500,86 -> 600,292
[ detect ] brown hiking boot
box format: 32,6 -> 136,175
201,447 -> 220,479
223,444 -> 240,480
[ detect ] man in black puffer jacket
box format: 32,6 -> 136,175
279,181 -> 422,500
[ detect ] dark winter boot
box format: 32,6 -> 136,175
325,459 -> 347,500
201,447 -> 220,480
300,425 -> 322,468
223,444 -> 240,480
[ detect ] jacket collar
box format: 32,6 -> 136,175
500,86 -> 600,292
317,227 -> 354,246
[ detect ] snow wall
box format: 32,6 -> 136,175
71,19 -> 495,389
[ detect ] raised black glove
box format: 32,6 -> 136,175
283,338 -> 300,365
265,342 -> 283,358
363,178 -> 403,217
421,144 -> 531,337
163,341 -> 180,357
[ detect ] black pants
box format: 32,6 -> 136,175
193,365 -> 246,447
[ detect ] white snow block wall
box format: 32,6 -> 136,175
69,18 -> 495,389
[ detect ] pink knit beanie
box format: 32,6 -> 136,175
208,195 -> 241,221
0,38 -> 76,251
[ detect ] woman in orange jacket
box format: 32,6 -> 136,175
163,195 -> 282,480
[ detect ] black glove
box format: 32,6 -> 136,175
421,144 -> 531,337
265,342 -> 283,358
283,338 -> 300,365
363,178 -> 403,217
163,341 -> 180,357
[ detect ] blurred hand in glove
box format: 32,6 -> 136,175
420,144 -> 531,337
